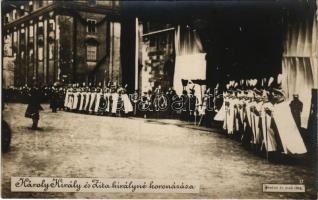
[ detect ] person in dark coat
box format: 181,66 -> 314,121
25,87 -> 43,130
180,90 -> 189,121
188,88 -> 198,122
289,94 -> 303,129
50,86 -> 59,112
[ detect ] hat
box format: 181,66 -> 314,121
293,94 -> 299,98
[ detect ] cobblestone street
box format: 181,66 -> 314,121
2,103 -> 316,199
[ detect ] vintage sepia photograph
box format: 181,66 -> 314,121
1,0 -> 317,199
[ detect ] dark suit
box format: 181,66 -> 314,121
25,88 -> 43,129
289,97 -> 303,128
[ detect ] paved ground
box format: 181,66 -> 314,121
1,103 -> 316,199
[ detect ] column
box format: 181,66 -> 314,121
43,18 -> 48,84
135,17 -> 139,90
25,25 -> 29,85
17,28 -> 21,86
109,22 -> 113,82
33,21 -> 38,83
55,15 -> 60,81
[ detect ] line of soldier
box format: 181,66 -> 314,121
2,85 -> 65,106
213,75 -> 307,157
58,82 -> 215,121
62,83 -> 133,117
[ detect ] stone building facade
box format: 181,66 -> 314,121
139,22 -> 175,93
2,0 -> 121,88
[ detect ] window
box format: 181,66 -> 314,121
20,5 -> 25,16
12,9 -> 17,20
87,19 -> 97,33
88,0 -> 96,6
29,25 -> 34,37
86,45 -> 97,61
49,19 -> 55,31
39,0 -> 43,7
29,1 -> 33,12
49,44 -> 54,60
4,15 -> 9,24
38,47 -> 43,61
38,21 -> 44,34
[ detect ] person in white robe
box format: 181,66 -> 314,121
89,88 -> 97,113
105,88 -> 112,114
270,89 -> 307,154
260,92 -> 278,152
122,90 -> 133,114
111,90 -> 119,114
71,88 -> 80,111
79,88 -> 87,111
94,88 -> 103,113
64,88 -> 71,109
226,95 -> 235,135
83,89 -> 91,112
66,88 -> 75,110
214,92 -> 226,121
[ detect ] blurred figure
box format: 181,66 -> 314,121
25,87 -> 43,130
2,120 -> 11,153
180,90 -> 189,121
50,86 -> 59,112
289,94 -> 303,129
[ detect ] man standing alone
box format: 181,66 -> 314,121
289,94 -> 303,129
25,87 -> 43,130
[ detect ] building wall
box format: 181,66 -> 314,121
139,22 -> 175,93
58,15 -> 74,84
109,22 -> 121,85
2,0 -> 121,87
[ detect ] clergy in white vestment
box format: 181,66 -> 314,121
94,89 -> 103,113
89,89 -> 97,113
122,92 -> 133,114
214,92 -> 226,121
72,89 -> 80,110
66,89 -> 75,110
64,89 -> 70,108
270,89 -> 307,154
79,89 -> 87,111
260,93 -> 278,152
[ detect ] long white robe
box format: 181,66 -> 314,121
122,94 -> 133,113
261,102 -> 277,152
94,92 -> 102,113
223,98 -> 229,131
79,92 -> 86,111
89,92 -> 97,112
226,98 -> 235,135
84,92 -> 91,111
272,101 -> 307,154
105,93 -> 111,112
254,102 -> 263,145
111,93 -> 119,114
72,92 -> 79,110
64,90 -> 70,108
249,101 -> 258,144
214,101 -> 225,121
66,92 -> 74,109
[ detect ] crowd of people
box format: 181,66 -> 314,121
60,83 -> 208,121
213,76 -> 308,159
2,74 -> 312,159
